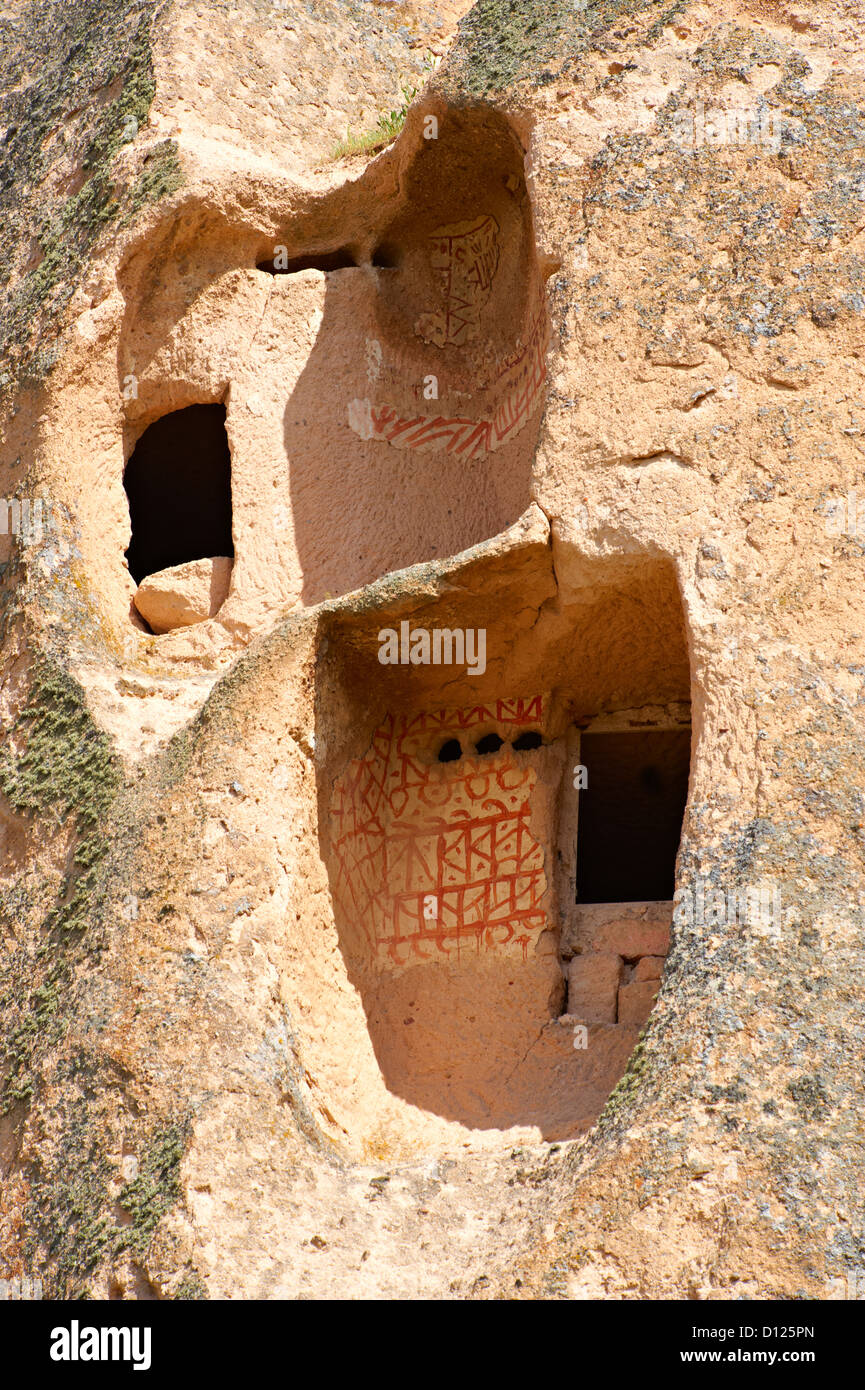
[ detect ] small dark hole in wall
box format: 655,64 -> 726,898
371,242 -> 401,269
438,739 -> 462,763
475,733 -> 504,755
256,248 -> 357,274
512,731 -> 543,751
124,403 -> 234,585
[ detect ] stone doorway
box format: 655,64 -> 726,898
559,707 -> 692,1041
576,727 -> 690,904
123,402 -> 234,586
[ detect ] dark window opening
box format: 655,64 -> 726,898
124,403 -> 234,586
475,733 -> 504,755
371,242 -> 401,269
256,248 -> 357,275
576,729 -> 690,903
438,739 -> 462,763
512,730 -> 543,751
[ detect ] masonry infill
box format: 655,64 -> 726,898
123,403 -> 234,586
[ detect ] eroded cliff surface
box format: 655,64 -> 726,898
1,0 -> 863,1300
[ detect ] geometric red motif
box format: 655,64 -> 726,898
360,308 -> 548,462
330,697 -> 547,967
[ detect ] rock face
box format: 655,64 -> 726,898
133,558 -> 233,634
0,0 -> 864,1304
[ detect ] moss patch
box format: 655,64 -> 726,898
0,656 -> 193,1291
446,0 -> 580,97
123,139 -> 184,221
116,1122 -> 189,1260
173,1270 -> 210,1300
0,659 -> 119,827
0,0 -> 181,400
444,0 -> 688,98
598,1032 -> 651,1125
22,1113 -> 192,1297
0,659 -> 121,1111
22,1104 -> 117,1293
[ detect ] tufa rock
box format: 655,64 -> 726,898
133,557 -> 233,634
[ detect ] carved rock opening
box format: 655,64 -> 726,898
255,247 -> 357,274
50,105 -> 549,657
123,403 -> 234,587
315,537 -> 691,1145
576,729 -> 691,904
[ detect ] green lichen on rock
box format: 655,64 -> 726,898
116,1121 -> 189,1260
123,139 -> 183,220
446,0 -> 580,96
0,658 -> 119,828
0,0 -> 180,398
22,1113 -> 192,1296
598,1032 -> 651,1124
0,658 -> 121,1110
445,0 -> 686,98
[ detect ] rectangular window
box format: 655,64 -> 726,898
576,729 -> 691,903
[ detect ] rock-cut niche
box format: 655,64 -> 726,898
280,106 -> 550,604
112,107 -> 548,630
316,545 -> 691,1146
